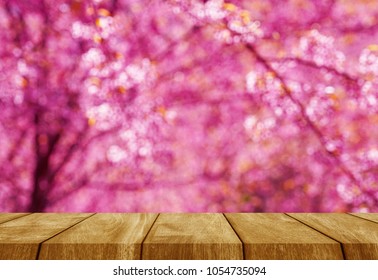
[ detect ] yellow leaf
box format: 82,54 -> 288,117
328,93 -> 339,101
157,106 -> 166,117
368,44 -> 378,52
88,117 -> 96,126
117,86 -> 127,94
21,77 -> 28,88
114,52 -> 123,60
241,10 -> 251,24
98,8 -> 110,17
93,34 -> 103,44
95,18 -> 102,27
223,3 -> 237,11
90,77 -> 101,86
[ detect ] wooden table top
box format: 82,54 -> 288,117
0,213 -> 377,260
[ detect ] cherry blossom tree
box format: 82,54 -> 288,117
0,0 -> 377,212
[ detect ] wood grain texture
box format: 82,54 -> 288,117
225,213 -> 343,260
142,213 -> 242,260
0,213 -> 91,259
39,213 -> 158,260
350,213 -> 378,224
0,213 -> 29,224
288,213 -> 378,259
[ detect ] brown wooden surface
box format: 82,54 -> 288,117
225,213 -> 343,259
0,213 -> 91,259
0,213 -> 29,224
288,213 -> 378,259
39,213 -> 158,260
142,213 -> 243,260
1,213 -> 378,260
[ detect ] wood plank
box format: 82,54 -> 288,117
350,213 -> 378,224
288,213 -> 378,259
0,213 -> 29,224
225,213 -> 343,260
39,213 -> 158,260
0,213 -> 91,260
142,213 -> 243,260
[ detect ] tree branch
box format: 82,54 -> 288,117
267,56 -> 359,86
246,44 -> 364,191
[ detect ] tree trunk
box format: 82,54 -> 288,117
27,112 -> 61,212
